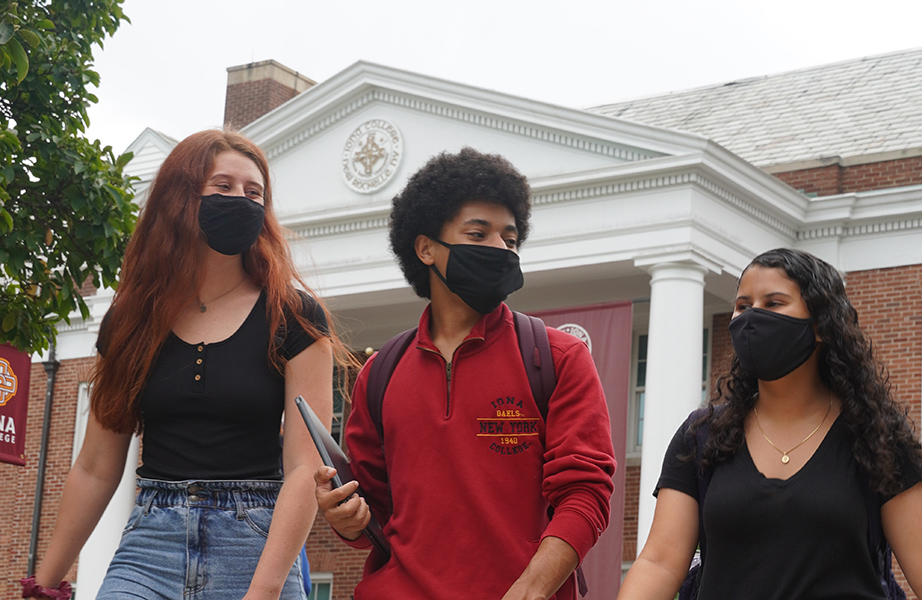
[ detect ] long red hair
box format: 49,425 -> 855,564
92,130 -> 344,433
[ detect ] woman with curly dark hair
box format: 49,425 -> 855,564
619,248 -> 922,600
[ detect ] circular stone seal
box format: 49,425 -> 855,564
341,119 -> 403,194
556,323 -> 592,354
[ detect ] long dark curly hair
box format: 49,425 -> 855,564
692,248 -> 921,496
389,147 -> 531,299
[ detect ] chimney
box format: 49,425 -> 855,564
223,60 -> 316,129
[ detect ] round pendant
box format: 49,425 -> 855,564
781,454 -> 790,464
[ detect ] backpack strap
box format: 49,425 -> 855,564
363,313 -> 575,590
512,312 -> 591,595
512,311 -> 557,418
692,410 -> 713,563
367,313 -> 558,437
863,475 -> 906,600
365,327 -> 417,440
678,408 -> 714,600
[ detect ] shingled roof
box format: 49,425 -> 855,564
589,48 -> 922,169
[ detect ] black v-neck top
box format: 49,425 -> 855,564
128,291 -> 326,481
657,414 -> 920,600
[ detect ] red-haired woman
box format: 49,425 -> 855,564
24,130 -> 346,600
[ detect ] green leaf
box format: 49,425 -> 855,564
2,311 -> 16,333
116,151 -> 134,168
7,35 -> 28,83
17,28 -> 40,48
0,208 -> 12,232
0,21 -> 14,44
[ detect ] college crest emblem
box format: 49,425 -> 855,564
341,119 -> 403,193
557,323 -> 592,353
0,358 -> 17,406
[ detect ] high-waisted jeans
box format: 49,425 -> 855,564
97,479 -> 307,599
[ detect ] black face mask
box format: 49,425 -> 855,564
430,240 -> 524,314
729,307 -> 818,381
199,194 -> 266,256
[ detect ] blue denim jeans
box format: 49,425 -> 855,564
97,479 -> 307,600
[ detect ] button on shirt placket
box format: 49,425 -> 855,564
193,344 -> 206,393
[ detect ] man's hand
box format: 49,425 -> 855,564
500,537 -> 579,600
313,466 -> 372,541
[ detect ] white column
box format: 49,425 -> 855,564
634,256 -> 712,555
70,380 -> 140,600
74,435 -> 139,599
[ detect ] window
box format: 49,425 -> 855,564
628,329 -> 710,456
72,383 -> 92,465
331,363 -> 358,447
308,572 -> 333,600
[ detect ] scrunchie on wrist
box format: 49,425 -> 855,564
20,576 -> 73,600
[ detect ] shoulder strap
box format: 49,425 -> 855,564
363,315 -> 576,591
512,311 -> 557,419
367,313 -> 559,435
693,413 -> 712,562
365,327 -> 417,440
863,475 -> 906,600
678,410 -> 713,600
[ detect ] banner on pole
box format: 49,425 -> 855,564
0,343 -> 32,466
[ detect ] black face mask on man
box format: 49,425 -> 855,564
430,240 -> 524,314
198,194 -> 266,256
729,307 -> 818,381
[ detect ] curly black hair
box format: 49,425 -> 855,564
692,248 -> 922,497
389,147 -> 531,299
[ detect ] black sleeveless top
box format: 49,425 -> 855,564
105,291 -> 326,481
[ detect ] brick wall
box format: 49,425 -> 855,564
305,520 -> 370,600
224,78 -> 301,130
846,264 -> 922,600
773,156 -> 922,196
845,265 -> 922,427
1,357 -> 93,599
621,465 -> 640,562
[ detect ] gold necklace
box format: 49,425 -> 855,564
753,396 -> 833,464
198,277 -> 246,313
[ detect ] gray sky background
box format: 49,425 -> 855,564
85,0 -> 922,155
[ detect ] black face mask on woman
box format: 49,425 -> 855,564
430,240 -> 524,314
729,307 -> 818,381
198,194 -> 266,255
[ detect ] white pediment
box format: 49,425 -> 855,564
124,127 -> 179,202
241,61 -> 713,221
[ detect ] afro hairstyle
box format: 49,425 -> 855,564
389,147 -> 531,299
390,148 -> 531,298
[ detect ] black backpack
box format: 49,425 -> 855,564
363,311 -> 589,596
678,408 -> 906,600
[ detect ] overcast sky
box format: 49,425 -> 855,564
85,0 -> 922,155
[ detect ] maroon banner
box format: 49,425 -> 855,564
0,343 -> 32,466
530,302 -> 633,599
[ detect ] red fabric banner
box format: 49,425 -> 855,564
529,302 -> 633,599
0,343 -> 32,466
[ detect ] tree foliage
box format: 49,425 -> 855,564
0,0 -> 137,353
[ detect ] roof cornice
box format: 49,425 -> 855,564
243,61 -> 710,163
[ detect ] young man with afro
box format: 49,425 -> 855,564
315,148 -> 617,600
